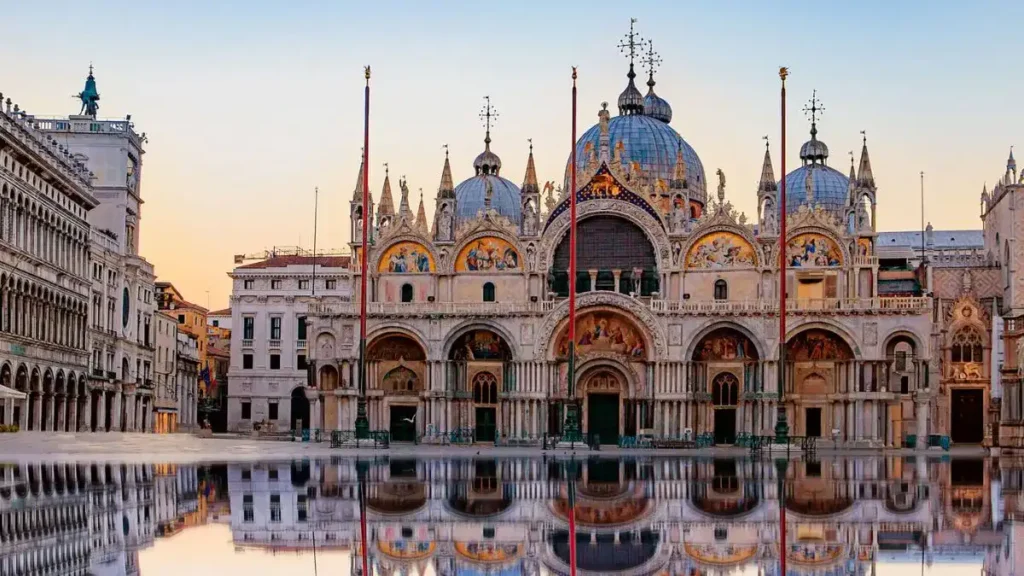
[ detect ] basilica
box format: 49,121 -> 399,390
227,29 -> 1024,449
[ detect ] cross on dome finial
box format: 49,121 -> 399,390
480,96 -> 498,135
803,90 -> 824,126
642,39 -> 661,79
618,18 -> 642,68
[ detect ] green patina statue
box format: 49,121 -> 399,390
76,64 -> 100,117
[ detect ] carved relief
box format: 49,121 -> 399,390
317,333 -> 336,360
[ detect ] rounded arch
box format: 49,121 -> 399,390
539,292 -> 667,361
541,200 -> 670,273
882,328 -> 926,356
366,331 -> 427,362
364,324 -> 430,358
774,321 -> 861,360
681,226 -> 762,269
552,306 -> 653,362
447,327 -> 514,362
318,365 -> 339,392
372,235 -> 439,275
551,215 -> 658,282
576,357 -> 638,399
447,229 -> 526,275
686,321 -> 765,362
783,226 -> 851,268
442,320 -> 518,361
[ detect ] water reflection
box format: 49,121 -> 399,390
1,456 -> 1022,575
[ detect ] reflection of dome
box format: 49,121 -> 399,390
785,495 -> 854,517
551,496 -> 653,528
782,164 -> 850,215
551,529 -> 659,573
366,482 -> 427,515
690,486 -> 761,517
566,115 -> 705,198
447,492 -> 513,518
455,175 -> 521,224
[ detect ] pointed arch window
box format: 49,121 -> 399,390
482,282 -> 495,302
472,372 -> 498,404
712,373 -> 739,406
951,327 -> 984,364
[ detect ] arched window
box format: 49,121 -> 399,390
482,282 -> 495,302
712,373 -> 739,406
400,283 -> 413,303
714,279 -> 728,301
472,372 -> 498,404
951,327 -> 984,364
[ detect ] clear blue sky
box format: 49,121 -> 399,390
3,0 -> 1022,308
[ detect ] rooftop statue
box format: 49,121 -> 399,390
76,65 -> 100,117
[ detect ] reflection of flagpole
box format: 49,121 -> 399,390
564,66 -> 580,443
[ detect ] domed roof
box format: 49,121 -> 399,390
782,164 -> 850,215
455,174 -> 521,224
566,114 -> 705,197
617,64 -> 645,116
643,75 -> 672,123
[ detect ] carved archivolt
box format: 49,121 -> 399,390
539,200 -> 671,272
536,292 -> 667,360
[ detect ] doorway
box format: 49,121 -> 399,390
475,407 -> 496,443
714,409 -> 736,445
587,393 -> 620,445
290,387 -> 310,431
805,407 -> 822,437
951,389 -> 984,444
389,405 -> 417,442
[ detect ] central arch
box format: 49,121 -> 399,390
446,327 -> 513,443
690,326 -> 761,444
784,325 -> 856,439
368,332 -> 427,442
550,215 -> 659,296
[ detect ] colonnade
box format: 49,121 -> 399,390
0,183 -> 90,279
0,274 -> 88,350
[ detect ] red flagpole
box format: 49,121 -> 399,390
777,65 -> 789,576
568,66 -> 579,576
358,65 -> 370,576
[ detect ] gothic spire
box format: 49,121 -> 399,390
758,137 -> 777,193
522,139 -> 539,195
847,151 -> 857,205
378,163 -> 395,216
857,130 -> 875,188
438,145 -> 455,199
1007,146 -> 1017,183
671,140 -> 688,189
351,153 -> 365,202
415,189 -> 428,235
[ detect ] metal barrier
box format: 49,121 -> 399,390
748,435 -> 816,455
329,430 -> 390,448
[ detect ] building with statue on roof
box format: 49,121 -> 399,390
225,23 -> 1024,449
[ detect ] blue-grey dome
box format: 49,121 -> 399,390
454,174 -> 522,223
643,92 -> 672,124
566,114 -> 705,198
782,164 -> 850,215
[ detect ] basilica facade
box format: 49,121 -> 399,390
234,35 -> 1023,448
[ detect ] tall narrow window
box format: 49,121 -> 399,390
242,317 -> 254,340
401,283 -> 413,303
270,317 -> 281,340
714,279 -> 728,301
296,316 -> 307,340
482,282 -> 496,302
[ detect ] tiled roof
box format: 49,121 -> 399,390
877,230 -> 983,250
208,308 -> 231,316
237,255 -> 351,270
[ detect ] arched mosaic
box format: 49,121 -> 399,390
378,241 -> 434,273
787,233 -> 843,267
454,542 -> 523,564
686,231 -> 756,269
556,310 -> 647,360
455,237 -> 521,272
684,543 -> 758,566
786,329 -> 853,361
692,328 -> 760,361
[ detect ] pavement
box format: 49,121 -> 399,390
0,432 -> 997,464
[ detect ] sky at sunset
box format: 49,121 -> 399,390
3,0 -> 1023,308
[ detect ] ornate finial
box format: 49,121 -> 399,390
442,143 -> 449,159
480,96 -> 498,134
803,90 -> 824,126
572,66 -> 577,82
642,39 -> 661,83
716,168 -> 726,203
779,67 -> 789,84
618,18 -> 641,67
528,138 -> 533,154
88,62 -> 94,76
849,150 -> 855,168
383,162 -> 389,177
861,130 -> 867,146
364,65 -> 371,80
763,135 -> 769,150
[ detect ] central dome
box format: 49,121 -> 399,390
565,114 -> 705,197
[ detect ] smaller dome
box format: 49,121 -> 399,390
643,77 -> 672,124
782,164 -> 850,215
454,175 -> 522,224
618,64 -> 645,116
799,125 -> 829,163
473,134 -> 502,176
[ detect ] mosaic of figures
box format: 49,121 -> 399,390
556,310 -> 646,359
367,334 -> 426,361
787,233 -> 843,267
692,328 -> 759,361
857,238 -> 872,257
456,237 -> 521,272
786,329 -> 853,362
382,366 -> 420,394
379,241 -> 434,273
450,330 -> 512,361
454,542 -> 522,563
686,232 -> 756,269
378,540 -> 435,560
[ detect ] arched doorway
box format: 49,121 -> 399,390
368,333 -> 428,441
318,365 -> 339,430
786,328 -> 855,438
712,373 -> 739,444
472,372 -> 498,442
448,329 -> 513,441
582,370 -> 623,445
290,387 -> 310,431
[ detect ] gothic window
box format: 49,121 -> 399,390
473,372 -> 498,404
482,282 -> 495,302
712,373 -> 739,406
951,327 -> 984,364
400,283 -> 413,303
714,279 -> 728,301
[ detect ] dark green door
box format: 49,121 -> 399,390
389,405 -> 417,442
587,394 -> 619,445
475,407 -> 496,442
714,409 -> 736,445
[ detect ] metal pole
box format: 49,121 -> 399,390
312,187 -> 318,296
357,460 -> 369,576
564,67 -> 580,444
356,67 -> 371,439
775,67 -> 790,442
920,171 -> 925,265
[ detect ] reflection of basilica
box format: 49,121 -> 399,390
222,21 -> 1024,448
216,456 -> 1022,576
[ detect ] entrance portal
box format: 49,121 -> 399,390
475,407 -> 496,443
714,409 -> 736,445
587,393 -> 620,445
951,389 -> 984,444
290,387 -> 310,431
806,407 -> 822,438
389,405 -> 417,442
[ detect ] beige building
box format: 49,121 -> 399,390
154,311 -> 178,433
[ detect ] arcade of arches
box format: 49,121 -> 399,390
310,315 -> 935,446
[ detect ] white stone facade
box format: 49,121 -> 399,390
176,332 -> 199,430
225,253 -> 351,432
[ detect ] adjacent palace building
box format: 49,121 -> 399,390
221,34 -> 1023,449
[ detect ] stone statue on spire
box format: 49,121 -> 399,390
75,64 -> 100,117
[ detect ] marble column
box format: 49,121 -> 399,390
56,396 -> 66,432
33,395 -> 43,432
112,390 -> 122,431
97,393 -> 106,431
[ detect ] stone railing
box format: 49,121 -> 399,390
32,116 -> 144,149
929,251 -> 995,268
854,255 -> 879,267
90,228 -> 119,253
296,339 -> 307,351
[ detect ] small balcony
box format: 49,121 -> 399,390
268,339 -> 281,349
241,339 -> 254,349
91,368 -> 105,379
296,339 -> 307,351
